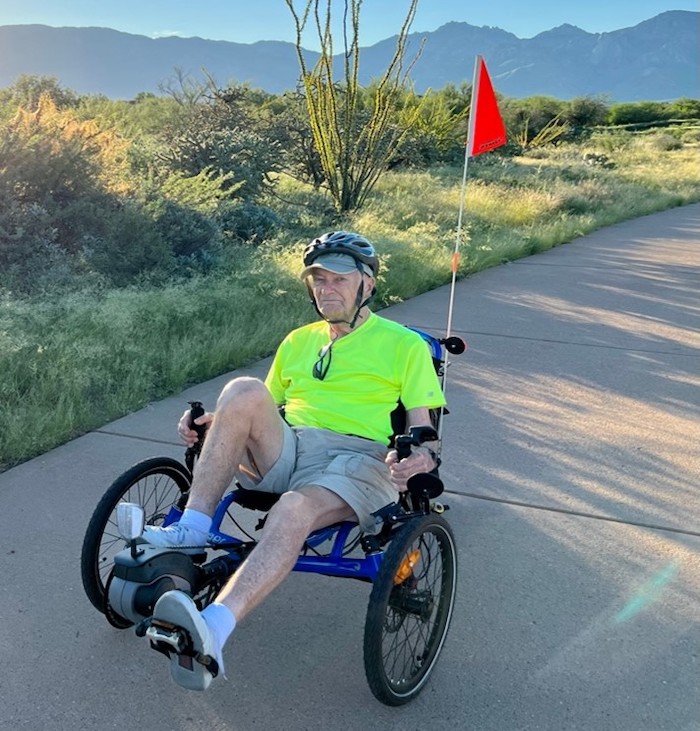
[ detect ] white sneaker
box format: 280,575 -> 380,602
142,522 -> 209,548
147,591 -> 219,691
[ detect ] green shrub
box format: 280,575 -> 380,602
0,200 -> 72,293
147,198 -> 221,259
564,97 -> 609,131
608,101 -> 670,126
217,201 -> 281,244
0,74 -> 80,112
501,96 -> 568,148
85,202 -> 173,285
666,98 -> 700,120
680,127 -> 700,145
158,117 -> 282,202
587,130 -> 634,153
647,133 -> 683,151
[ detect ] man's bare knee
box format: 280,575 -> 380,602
266,489 -> 353,535
213,377 -> 283,471
217,377 -> 270,417
266,492 -> 314,532
269,491 -> 309,519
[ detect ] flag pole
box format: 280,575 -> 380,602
444,55 -> 481,345
437,55 -> 481,444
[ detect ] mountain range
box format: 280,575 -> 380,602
0,11 -> 697,101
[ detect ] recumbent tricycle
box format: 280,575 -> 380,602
80,327 -> 465,705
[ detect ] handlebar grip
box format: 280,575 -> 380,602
188,400 -> 207,442
394,435 -> 413,461
394,425 -> 439,461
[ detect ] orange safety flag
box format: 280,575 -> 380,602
467,56 -> 507,157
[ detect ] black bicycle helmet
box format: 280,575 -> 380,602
302,231 -> 379,277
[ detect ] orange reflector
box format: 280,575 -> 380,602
452,252 -> 460,273
394,549 -> 421,585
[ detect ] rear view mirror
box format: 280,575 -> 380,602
116,502 -> 145,541
442,336 -> 467,355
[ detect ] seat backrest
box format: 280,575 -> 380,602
389,327 -> 446,443
406,326 -> 445,378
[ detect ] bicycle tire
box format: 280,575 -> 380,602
363,514 -> 457,705
80,456 -> 191,616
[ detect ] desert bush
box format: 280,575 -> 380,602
153,82 -> 283,203
146,198 -> 220,259
84,202 -> 173,285
261,91 -> 326,188
78,93 -> 186,138
666,98 -> 700,120
646,132 -> 683,151
564,96 -> 609,132
501,95 -> 568,148
0,94 -> 140,290
608,101 -> 670,126
587,130 -> 634,153
217,201 -> 281,244
0,98 -> 104,206
0,200 -> 72,293
158,123 -> 280,201
0,74 -> 79,113
680,127 -> 700,145
389,87 -> 468,168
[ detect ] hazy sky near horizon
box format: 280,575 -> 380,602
0,0 -> 695,47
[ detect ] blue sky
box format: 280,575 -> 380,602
0,0 -> 694,47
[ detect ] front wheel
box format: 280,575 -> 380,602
363,514 -> 457,705
80,457 -> 191,618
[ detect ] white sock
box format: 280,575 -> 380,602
179,508 -> 211,535
201,602 -> 237,678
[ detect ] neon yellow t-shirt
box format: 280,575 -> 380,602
264,313 -> 446,444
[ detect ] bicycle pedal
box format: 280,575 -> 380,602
196,652 -> 215,668
145,620 -> 188,654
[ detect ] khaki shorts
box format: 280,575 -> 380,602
237,423 -> 397,532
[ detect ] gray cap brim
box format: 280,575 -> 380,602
300,252 -> 373,279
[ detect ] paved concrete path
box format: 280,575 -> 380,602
1,204 -> 698,731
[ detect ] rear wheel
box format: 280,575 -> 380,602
363,514 -> 457,705
80,457 -> 191,617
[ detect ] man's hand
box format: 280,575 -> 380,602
178,409 -> 214,447
385,447 -> 436,492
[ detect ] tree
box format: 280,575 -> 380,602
285,0 -> 424,211
152,80 -> 282,202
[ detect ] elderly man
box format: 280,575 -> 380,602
143,231 -> 446,690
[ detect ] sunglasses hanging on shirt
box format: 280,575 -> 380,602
312,340 -> 335,380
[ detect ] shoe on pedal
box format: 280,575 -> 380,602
147,591 -> 219,691
142,523 -> 209,549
